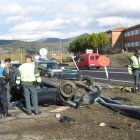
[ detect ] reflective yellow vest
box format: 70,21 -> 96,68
128,56 -> 140,70
18,63 -> 39,82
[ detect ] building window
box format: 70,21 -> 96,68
135,41 -> 139,46
131,42 -> 135,47
139,41 -> 140,46
124,32 -> 131,37
127,42 -> 130,47
130,30 -> 135,36
135,29 -> 139,35
124,32 -> 127,37
127,32 -> 130,36
125,43 -> 128,47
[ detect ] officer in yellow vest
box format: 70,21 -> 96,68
16,55 -> 41,115
128,49 -> 140,92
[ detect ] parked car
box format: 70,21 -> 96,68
37,61 -> 62,77
36,61 -> 94,86
76,53 -> 100,69
36,61 -> 81,80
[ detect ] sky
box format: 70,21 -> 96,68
0,0 -> 140,41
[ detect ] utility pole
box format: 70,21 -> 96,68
20,48 -> 23,63
60,39 -> 63,63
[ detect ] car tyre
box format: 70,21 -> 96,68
59,81 -> 76,98
80,75 -> 93,86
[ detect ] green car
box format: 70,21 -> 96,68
36,61 -> 81,80
36,61 -> 93,87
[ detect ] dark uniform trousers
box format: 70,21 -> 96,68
21,82 -> 40,114
133,69 -> 140,90
0,84 -> 8,114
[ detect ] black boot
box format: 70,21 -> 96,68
3,113 -> 12,118
132,86 -> 138,93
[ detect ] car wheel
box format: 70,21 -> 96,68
80,75 -> 94,86
59,81 -> 76,98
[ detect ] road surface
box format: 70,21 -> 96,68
80,67 -> 134,86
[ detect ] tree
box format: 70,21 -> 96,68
69,32 -> 110,53
97,32 -> 110,50
90,33 -> 98,50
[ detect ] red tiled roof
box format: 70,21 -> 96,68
111,27 -> 126,31
106,24 -> 140,33
106,27 -> 126,32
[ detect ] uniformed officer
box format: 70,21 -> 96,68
128,49 -> 140,92
0,60 -> 12,118
1,58 -> 13,109
16,55 -> 41,115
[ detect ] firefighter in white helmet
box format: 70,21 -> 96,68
16,55 -> 41,115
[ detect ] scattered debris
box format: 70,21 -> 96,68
135,127 -> 140,132
99,122 -> 106,127
56,113 -> 61,119
115,86 -> 132,93
109,125 -> 120,130
49,106 -> 70,113
59,116 -> 77,124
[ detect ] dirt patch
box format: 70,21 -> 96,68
0,88 -> 140,140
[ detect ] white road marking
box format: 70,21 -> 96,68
103,67 -> 126,70
70,66 -> 127,70
93,77 -> 134,83
110,79 -> 133,83
82,70 -> 128,74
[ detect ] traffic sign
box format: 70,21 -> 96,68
98,55 -> 110,67
39,48 -> 48,57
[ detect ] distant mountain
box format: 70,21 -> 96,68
38,38 -> 69,43
0,40 -> 12,45
38,33 -> 89,43
75,33 -> 90,38
0,40 -> 24,45
0,33 -> 90,51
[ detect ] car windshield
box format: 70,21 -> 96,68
47,63 -> 60,69
39,62 -> 60,69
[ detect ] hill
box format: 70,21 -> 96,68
38,33 -> 89,43
0,33 -> 89,51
